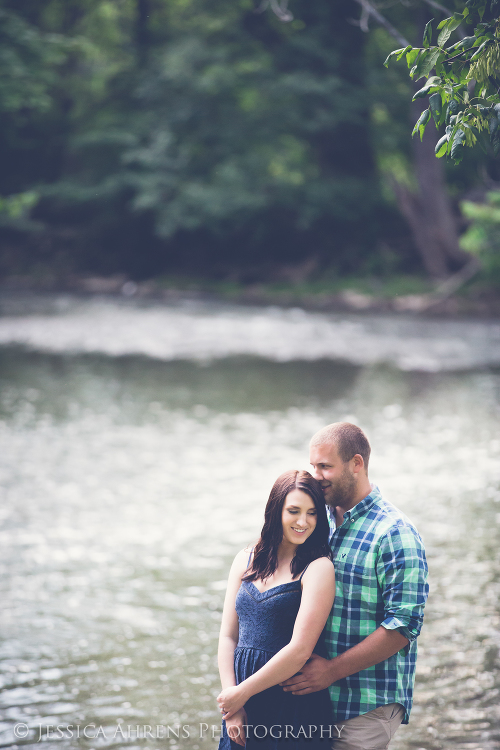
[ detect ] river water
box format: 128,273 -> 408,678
0,294 -> 499,750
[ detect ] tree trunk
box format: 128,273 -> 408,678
391,6 -> 471,280
392,101 -> 467,279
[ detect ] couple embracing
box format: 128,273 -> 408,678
216,422 -> 429,749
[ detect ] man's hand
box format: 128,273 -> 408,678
280,653 -> 334,695
281,628 -> 409,696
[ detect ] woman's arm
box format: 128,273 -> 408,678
217,556 -> 335,718
217,549 -> 250,747
218,548 -> 249,689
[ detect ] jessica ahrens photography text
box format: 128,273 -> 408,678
15,723 -> 345,742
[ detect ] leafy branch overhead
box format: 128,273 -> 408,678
385,0 -> 500,163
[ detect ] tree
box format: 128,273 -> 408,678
334,0 -> 483,279
1,0 -> 483,283
6,0 -> 389,280
385,0 -> 500,164
0,5 -> 65,224
273,0 -> 476,280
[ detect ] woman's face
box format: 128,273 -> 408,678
281,488 -> 318,546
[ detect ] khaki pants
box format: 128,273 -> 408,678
331,703 -> 404,750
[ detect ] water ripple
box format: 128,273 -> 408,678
0,297 -> 500,371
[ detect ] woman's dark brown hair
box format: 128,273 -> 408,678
242,469 -> 332,583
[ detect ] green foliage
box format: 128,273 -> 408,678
0,0 -> 385,277
0,7 -> 65,114
461,190 -> 500,278
1,0 -> 478,281
385,1 -> 500,163
412,107 -> 431,140
0,191 -> 39,231
120,21 -> 373,239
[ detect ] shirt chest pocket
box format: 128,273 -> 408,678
333,550 -> 378,592
335,559 -> 365,588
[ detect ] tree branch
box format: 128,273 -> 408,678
352,0 -> 410,46
256,0 -> 293,22
421,0 -> 466,39
421,0 -> 453,15
419,256 -> 481,310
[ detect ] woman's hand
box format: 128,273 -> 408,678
217,684 -> 247,720
225,707 -> 247,747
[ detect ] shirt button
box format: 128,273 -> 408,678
350,519 -> 355,523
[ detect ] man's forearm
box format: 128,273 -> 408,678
327,626 -> 409,684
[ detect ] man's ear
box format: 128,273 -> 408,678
352,454 -> 365,474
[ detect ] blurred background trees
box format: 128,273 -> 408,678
0,0 -> 497,287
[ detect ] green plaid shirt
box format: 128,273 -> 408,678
325,485 -> 428,724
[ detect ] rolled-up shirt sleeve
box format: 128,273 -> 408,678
376,522 -> 429,643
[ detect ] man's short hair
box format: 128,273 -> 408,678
310,422 -> 371,469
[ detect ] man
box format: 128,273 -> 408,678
281,422 -> 429,749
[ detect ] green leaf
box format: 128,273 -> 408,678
446,36 -> 476,54
435,134 -> 448,157
450,128 -> 465,161
437,17 -> 463,47
435,57 -> 446,77
406,48 -> 420,67
423,19 -> 434,48
413,48 -> 442,81
412,108 -> 431,140
412,76 -> 441,100
446,99 -> 459,123
429,92 -> 443,125
473,34 -> 494,45
474,23 -> 495,37
437,12 -> 464,29
397,45 -> 412,61
383,48 -> 406,67
413,87 -> 429,100
469,39 -> 492,61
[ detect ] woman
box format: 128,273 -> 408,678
217,469 -> 335,748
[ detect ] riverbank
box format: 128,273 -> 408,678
1,272 -> 500,317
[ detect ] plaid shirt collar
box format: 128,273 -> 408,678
327,484 -> 380,534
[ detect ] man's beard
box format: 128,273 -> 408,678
325,468 -> 357,507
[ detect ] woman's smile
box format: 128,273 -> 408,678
282,489 -> 317,545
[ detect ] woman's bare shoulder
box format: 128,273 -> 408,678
230,547 -> 252,575
303,556 -> 335,578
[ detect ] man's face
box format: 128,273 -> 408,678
309,442 -> 356,508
